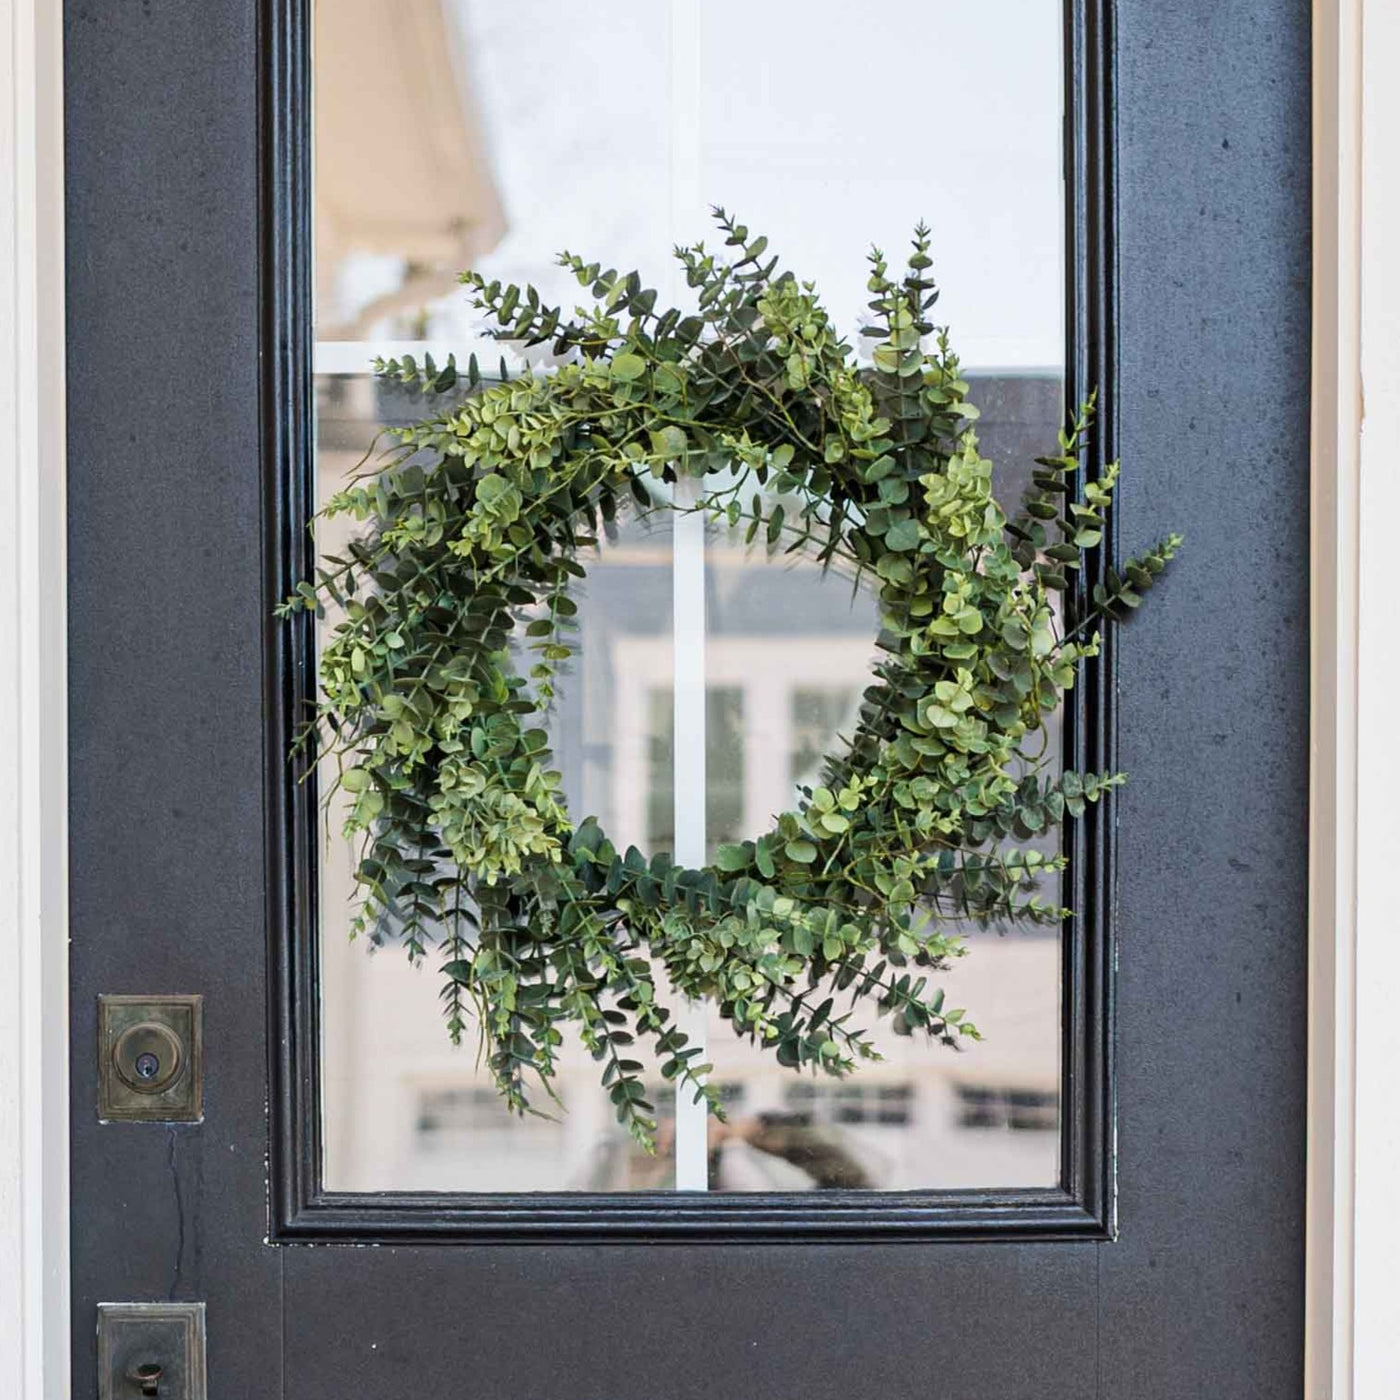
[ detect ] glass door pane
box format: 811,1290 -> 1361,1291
313,0 -> 1066,1193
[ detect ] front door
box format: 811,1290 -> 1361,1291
66,0 -> 1311,1394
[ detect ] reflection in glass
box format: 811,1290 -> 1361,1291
317,375 -> 678,1191
698,399 -> 1064,1190
314,0 -> 1067,1193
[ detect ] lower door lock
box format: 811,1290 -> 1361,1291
97,1303 -> 206,1400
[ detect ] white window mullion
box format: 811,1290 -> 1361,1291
667,0 -> 709,1192
670,488 -> 709,1189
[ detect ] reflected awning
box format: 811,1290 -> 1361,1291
315,0 -> 506,335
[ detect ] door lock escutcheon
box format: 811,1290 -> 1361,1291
97,1303 -> 206,1400
98,995 -> 203,1122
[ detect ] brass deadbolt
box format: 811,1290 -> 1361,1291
98,995 -> 203,1123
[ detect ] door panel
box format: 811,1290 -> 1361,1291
66,0 -> 1310,1395
283,1246 -> 1099,1400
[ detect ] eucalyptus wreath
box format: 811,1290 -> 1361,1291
283,211 -> 1180,1149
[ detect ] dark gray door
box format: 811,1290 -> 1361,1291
66,0 -> 1310,1394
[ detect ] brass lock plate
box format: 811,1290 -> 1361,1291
97,995 -> 203,1122
97,1302 -> 207,1400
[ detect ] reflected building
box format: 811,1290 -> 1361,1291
316,374 -> 1066,1194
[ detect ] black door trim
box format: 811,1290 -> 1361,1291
263,0 -> 1118,1245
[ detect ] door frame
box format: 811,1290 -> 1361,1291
266,0 -> 1116,1249
1,0 -> 1395,1390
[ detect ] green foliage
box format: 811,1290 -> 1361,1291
283,212 -> 1181,1149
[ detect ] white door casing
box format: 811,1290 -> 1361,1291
0,0 -> 69,1395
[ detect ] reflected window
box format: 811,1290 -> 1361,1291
645,686 -> 746,857
786,1080 -> 915,1128
791,689 -> 859,790
956,1084 -> 1059,1133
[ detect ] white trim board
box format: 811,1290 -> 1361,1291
1347,0 -> 1400,1389
1308,0 -> 1400,1393
0,0 -> 69,1394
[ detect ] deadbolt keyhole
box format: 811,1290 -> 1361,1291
109,1019 -> 184,1097
129,1360 -> 162,1396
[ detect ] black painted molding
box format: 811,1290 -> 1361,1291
263,0 -> 1118,1244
